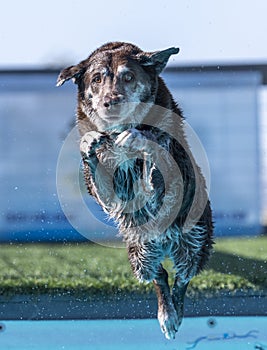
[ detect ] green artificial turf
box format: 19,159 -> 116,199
0,236 -> 266,297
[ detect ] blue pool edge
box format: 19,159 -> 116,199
1,290 -> 266,321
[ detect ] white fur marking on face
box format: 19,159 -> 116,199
129,82 -> 145,103
89,65 -> 109,76
117,65 -> 130,75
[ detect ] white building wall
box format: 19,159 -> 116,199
0,70 -> 263,241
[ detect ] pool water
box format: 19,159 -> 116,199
0,317 -> 266,350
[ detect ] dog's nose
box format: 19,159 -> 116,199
103,95 -> 122,108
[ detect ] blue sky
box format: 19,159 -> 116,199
1,0 -> 267,67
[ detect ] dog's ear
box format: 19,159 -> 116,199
56,65 -> 85,87
137,47 -> 179,74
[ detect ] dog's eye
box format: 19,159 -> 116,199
92,75 -> 102,84
123,72 -> 134,83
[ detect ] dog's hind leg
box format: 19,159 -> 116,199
127,244 -> 179,339
153,265 -> 179,340
171,278 -> 189,329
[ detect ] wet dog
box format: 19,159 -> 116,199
57,42 -> 213,340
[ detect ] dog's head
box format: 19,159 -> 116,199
57,42 -> 179,131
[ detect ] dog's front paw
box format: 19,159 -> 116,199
158,305 -> 180,340
115,128 -> 148,153
115,128 -> 154,194
80,131 -> 104,156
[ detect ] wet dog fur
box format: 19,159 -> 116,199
57,42 -> 213,340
